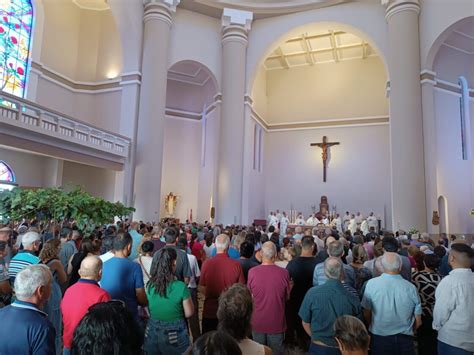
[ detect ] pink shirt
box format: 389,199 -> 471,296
248,264 -> 291,334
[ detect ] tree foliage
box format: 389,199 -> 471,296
0,187 -> 134,230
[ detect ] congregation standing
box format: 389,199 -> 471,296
0,214 -> 472,355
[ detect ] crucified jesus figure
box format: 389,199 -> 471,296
310,136 -> 340,182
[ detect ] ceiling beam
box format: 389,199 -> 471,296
329,30 -> 339,63
276,47 -> 290,69
286,31 -> 345,43
266,42 -> 365,60
301,33 -> 315,65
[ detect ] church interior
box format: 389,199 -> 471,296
0,0 -> 473,234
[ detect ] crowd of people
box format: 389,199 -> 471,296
0,218 -> 472,355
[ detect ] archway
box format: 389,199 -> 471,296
438,196 -> 449,235
161,60 -> 219,222
249,22 -> 391,227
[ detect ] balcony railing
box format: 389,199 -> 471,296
0,91 -> 130,158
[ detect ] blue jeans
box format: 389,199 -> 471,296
309,343 -> 341,355
438,341 -> 473,355
143,318 -> 190,355
252,332 -> 284,354
370,334 -> 414,355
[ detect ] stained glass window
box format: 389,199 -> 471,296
0,0 -> 33,97
0,161 -> 15,182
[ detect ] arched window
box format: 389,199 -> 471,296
0,160 -> 15,182
0,0 -> 33,98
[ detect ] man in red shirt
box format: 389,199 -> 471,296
248,241 -> 291,354
199,234 -> 245,333
61,256 -> 110,353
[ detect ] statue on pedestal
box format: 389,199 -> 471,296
319,196 -> 329,216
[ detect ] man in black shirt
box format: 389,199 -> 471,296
286,236 -> 322,349
237,241 -> 259,282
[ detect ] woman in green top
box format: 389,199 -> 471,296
143,247 -> 194,355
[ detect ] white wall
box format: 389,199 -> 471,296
433,46 -> 474,84
266,57 -> 388,123
434,89 -> 474,234
160,117 -> 202,222
264,125 -> 392,227
62,161 -> 116,201
0,147 -> 58,188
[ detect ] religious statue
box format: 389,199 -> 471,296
164,192 -> 179,217
432,211 -> 440,226
310,136 -> 340,182
319,196 -> 329,215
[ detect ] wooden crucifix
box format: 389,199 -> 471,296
310,136 -> 340,182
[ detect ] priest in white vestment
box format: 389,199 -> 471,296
348,214 -> 357,234
275,209 -> 282,222
280,211 -> 289,237
367,212 -> 378,231
306,214 -> 319,226
333,214 -> 342,234
295,214 -> 305,226
321,215 -> 329,225
355,212 -> 363,228
360,220 -> 369,235
342,211 -> 351,232
269,213 -> 279,229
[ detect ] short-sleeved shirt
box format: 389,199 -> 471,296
412,270 -> 441,318
248,264 -> 291,334
286,256 -> 318,307
152,246 -> 191,282
211,247 -> 240,259
238,258 -> 259,282
128,230 -> 143,261
200,253 -> 245,319
8,250 -> 40,283
60,240 -> 78,270
100,257 -> 144,319
361,273 -> 422,336
147,280 -> 190,322
299,279 -> 361,346
61,279 -> 111,349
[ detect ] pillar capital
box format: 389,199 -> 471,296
143,0 -> 180,26
382,0 -> 420,22
222,8 -> 253,45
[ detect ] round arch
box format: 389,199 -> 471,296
425,16 -> 474,71
168,59 -> 220,96
247,19 -> 389,94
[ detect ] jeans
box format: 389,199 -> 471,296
370,334 -> 415,355
252,332 -> 284,354
308,343 -> 341,355
438,341 -> 473,355
143,318 -> 190,355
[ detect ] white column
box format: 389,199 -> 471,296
216,9 -> 253,225
421,70 -> 438,234
133,0 -> 179,222
385,0 -> 427,231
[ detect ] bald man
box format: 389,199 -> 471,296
61,256 -> 111,353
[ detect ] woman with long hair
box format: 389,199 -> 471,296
349,244 -> 372,296
144,247 -> 194,354
39,238 -> 67,353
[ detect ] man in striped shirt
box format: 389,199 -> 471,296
8,231 -> 41,283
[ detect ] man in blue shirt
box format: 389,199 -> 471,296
361,252 -> 422,355
8,231 -> 41,283
101,232 -> 148,319
313,239 -> 355,288
0,264 -> 56,354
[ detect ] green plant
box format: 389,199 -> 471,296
0,186 -> 134,231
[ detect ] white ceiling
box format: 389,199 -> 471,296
264,30 -> 377,70
442,18 -> 474,55
168,62 -> 212,87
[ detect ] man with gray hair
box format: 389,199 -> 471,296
248,241 -> 291,353
0,264 -> 56,354
8,231 -> 41,283
361,252 -> 422,355
199,234 -> 244,333
299,257 -> 361,354
313,240 -> 355,288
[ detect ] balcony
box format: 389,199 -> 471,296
0,91 -> 130,170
